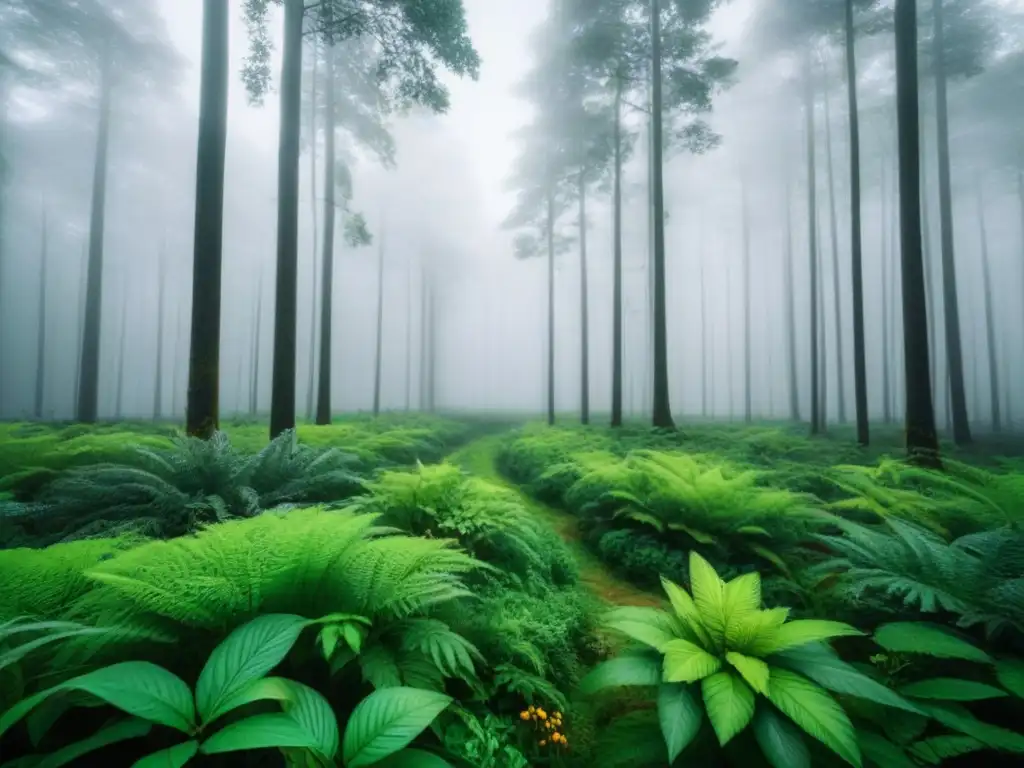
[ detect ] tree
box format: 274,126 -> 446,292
894,0 -> 940,464
243,0 -> 480,440
186,0 -> 230,438
33,207 -> 47,420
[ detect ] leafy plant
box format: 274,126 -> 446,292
580,552 -> 918,766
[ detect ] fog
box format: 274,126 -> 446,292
2,0 -> 1023,437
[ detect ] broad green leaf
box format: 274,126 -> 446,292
701,671 -> 755,746
0,689 -> 53,739
133,740 -> 199,768
660,576 -> 711,647
873,623 -> 992,664
199,713 -> 321,754
770,644 -> 921,714
579,654 -> 662,693
35,718 -> 152,768
857,732 -> 917,768
657,683 -> 702,763
766,669 -> 861,767
342,687 -> 453,768
663,639 -> 722,683
995,659 -> 1024,698
915,702 -> 1024,752
342,623 -> 365,655
756,620 -> 862,656
723,572 -> 762,619
374,749 -> 456,767
737,525 -> 772,537
689,552 -> 727,647
666,521 -> 716,544
604,611 -> 678,651
0,627 -> 111,673
726,652 -> 769,695
280,680 -> 340,759
901,678 -> 1008,701
312,613 -> 372,627
329,647 -> 357,676
319,626 -> 342,661
729,607 -> 790,653
196,614 -> 309,724
211,677 -> 295,719
909,735 -> 987,765
753,706 -> 810,768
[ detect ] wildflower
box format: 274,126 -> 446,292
520,711 -> 530,721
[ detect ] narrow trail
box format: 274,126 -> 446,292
448,434 -> 662,608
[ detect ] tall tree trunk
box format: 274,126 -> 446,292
185,0 -> 229,437
115,289 -> 127,419
741,177 -> 752,422
153,237 -> 166,420
889,145 -> 902,420
252,268 -> 264,415
77,49 -> 113,423
932,0 -> 970,445
881,156 -> 892,424
845,0 -> 869,444
546,186 -> 556,426
822,69 -> 847,425
784,177 -> 800,421
895,0 -> 940,464
804,53 -> 821,434
700,258 -> 708,419
976,178 -> 1000,432
34,209 -> 48,420
818,200 -> 828,428
269,0 -> 304,439
315,44 -> 336,426
922,131 -> 938,410
578,170 -> 590,425
649,0 -> 674,428
372,229 -> 385,416
611,74 -> 624,427
306,40 -> 319,422
405,261 -> 413,411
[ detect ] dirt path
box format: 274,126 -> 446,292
448,434 -> 662,608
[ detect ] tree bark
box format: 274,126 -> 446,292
895,0 -> 940,465
784,176 -> 800,421
185,0 -> 229,437
153,237 -> 166,420
546,186 -> 556,426
77,49 -> 114,423
611,73 -> 624,428
844,0 -> 868,444
269,0 -> 305,439
34,209 -> 48,420
315,44 -> 336,425
804,53 -> 821,435
578,170 -> 590,425
372,228 -> 385,416
741,177 -> 752,422
932,0 -> 970,445
976,178 -> 1000,432
822,65 -> 846,425
306,39 -> 319,422
649,0 -> 674,428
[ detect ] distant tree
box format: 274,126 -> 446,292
243,0 -> 480,439
33,207 -> 47,420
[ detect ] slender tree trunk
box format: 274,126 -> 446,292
822,70 -> 847,425
372,230 -> 385,416
315,44 -> 336,426
34,209 -> 48,420
700,258 -> 708,419
818,201 -> 828,429
185,0 -> 229,437
252,268 -> 264,415
578,170 -> 590,425
889,145 -> 902,420
931,0 -> 970,445
611,74 -> 624,427
881,156 -> 892,424
77,50 -> 113,423
153,238 -> 166,420
784,177 -> 800,421
269,0 -> 304,438
306,40 -> 319,422
976,178 -> 1000,432
419,265 -> 428,410
405,261 -> 412,411
741,177 -> 752,422
804,53 -> 821,434
845,0 -> 868,444
649,0 -> 674,428
895,0 -> 940,464
546,186 -> 556,426
115,289 -> 127,419
922,132 -> 938,409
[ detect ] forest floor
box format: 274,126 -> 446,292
448,433 -> 663,608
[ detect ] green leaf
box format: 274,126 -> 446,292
579,654 -> 662,693
770,644 -> 921,714
657,683 -> 702,763
766,669 -> 861,767
726,652 -> 770,695
873,623 -> 992,664
133,740 -> 199,768
666,521 -> 716,544
995,659 -> 1024,698
753,707 -> 810,768
857,732 -> 917,768
604,610 -> 678,651
723,572 -> 762,619
319,626 -> 342,662
728,608 -> 790,653
915,702 -> 1024,752
196,614 -> 309,724
35,718 -> 152,768
909,735 -> 987,764
757,620 -> 863,655
701,671 -> 755,746
660,576 -> 711,647
342,687 -> 453,767
342,623 -> 365,654
901,678 -> 1008,701
689,552 -> 727,647
199,713 -> 322,754
280,680 -> 340,759
663,639 -> 723,683
374,750 -> 456,767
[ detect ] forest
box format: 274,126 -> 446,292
1,0 -> 1024,766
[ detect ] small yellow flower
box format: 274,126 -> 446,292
554,711 -> 562,719
537,709 -> 547,720
552,732 -> 562,742
539,739 -> 547,747
520,711 -> 530,721
528,706 -> 536,714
